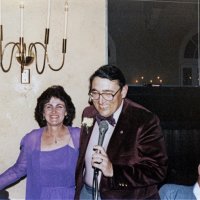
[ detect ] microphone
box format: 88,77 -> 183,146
94,120 -> 109,167
93,120 -> 109,200
97,120 -> 109,147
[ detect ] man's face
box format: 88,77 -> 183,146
90,77 -> 128,117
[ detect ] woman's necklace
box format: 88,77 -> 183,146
43,127 -> 70,146
44,128 -> 63,144
53,134 -> 62,144
54,133 -> 71,145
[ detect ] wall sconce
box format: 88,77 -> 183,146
0,0 -> 68,75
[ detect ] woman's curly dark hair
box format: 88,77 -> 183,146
34,85 -> 75,127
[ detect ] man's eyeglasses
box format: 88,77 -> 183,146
89,88 -> 121,101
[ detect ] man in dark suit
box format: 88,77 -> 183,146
75,64 -> 168,199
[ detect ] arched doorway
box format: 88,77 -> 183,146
180,32 -> 199,86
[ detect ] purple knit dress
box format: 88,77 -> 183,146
39,143 -> 78,199
0,126 -> 80,200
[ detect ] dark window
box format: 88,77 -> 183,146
108,0 -> 199,86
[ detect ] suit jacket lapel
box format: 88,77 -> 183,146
106,100 -> 130,159
80,106 -> 98,157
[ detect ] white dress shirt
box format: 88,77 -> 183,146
84,100 -> 124,187
193,182 -> 200,200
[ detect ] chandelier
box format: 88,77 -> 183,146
0,0 -> 68,75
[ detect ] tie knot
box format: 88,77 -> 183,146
96,114 -> 116,126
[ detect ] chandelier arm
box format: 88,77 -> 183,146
20,41 -> 27,73
48,38 -> 67,71
1,43 -> 19,72
31,40 -> 66,73
32,42 -> 46,49
29,43 -> 39,73
29,42 -> 46,74
48,53 -> 65,71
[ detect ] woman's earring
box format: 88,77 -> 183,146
43,116 -> 46,121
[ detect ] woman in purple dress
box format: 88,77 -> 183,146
0,85 -> 80,200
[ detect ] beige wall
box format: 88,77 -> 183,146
0,0 -> 107,199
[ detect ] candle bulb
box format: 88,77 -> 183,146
64,1 -> 68,39
20,0 -> 24,38
46,0 -> 51,28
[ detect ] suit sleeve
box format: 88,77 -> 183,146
0,137 -> 27,189
108,114 -> 168,190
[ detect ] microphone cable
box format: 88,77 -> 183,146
92,168 -> 99,200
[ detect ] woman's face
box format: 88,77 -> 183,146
43,97 -> 67,127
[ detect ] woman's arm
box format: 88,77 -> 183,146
0,140 -> 27,189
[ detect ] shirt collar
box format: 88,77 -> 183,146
113,100 -> 124,124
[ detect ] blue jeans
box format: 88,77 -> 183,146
80,184 -> 101,200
